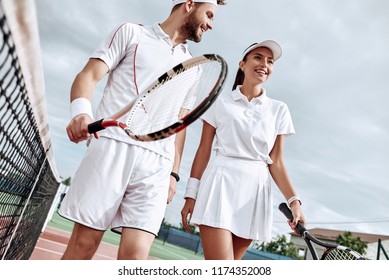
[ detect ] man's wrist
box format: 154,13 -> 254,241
70,97 -> 93,119
170,172 -> 180,182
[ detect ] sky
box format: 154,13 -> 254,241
35,0 -> 389,239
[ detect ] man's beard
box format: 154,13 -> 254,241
180,11 -> 202,43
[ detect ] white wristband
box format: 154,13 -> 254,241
184,177 -> 200,200
70,98 -> 93,119
287,196 -> 302,207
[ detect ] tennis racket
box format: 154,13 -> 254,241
278,203 -> 367,260
88,54 -> 228,141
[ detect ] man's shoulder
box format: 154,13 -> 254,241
107,22 -> 151,43
114,22 -> 147,32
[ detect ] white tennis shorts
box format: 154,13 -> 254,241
59,137 -> 172,236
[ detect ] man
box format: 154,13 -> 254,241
59,0 -> 226,260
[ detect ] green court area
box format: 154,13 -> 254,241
47,212 -> 204,260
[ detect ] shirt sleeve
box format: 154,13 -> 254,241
277,103 -> 295,136
91,23 -> 139,71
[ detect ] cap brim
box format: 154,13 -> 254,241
242,40 -> 282,61
172,0 -> 218,6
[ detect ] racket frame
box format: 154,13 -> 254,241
88,54 -> 228,141
278,202 -> 366,260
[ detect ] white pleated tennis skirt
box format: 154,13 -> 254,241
190,154 -> 273,242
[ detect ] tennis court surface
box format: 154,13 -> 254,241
29,226 -> 117,260
29,226 -> 158,260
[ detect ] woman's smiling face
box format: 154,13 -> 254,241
240,47 -> 275,85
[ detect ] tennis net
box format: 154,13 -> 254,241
0,0 -> 60,260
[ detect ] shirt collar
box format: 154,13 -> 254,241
152,23 -> 189,53
152,23 -> 169,40
232,85 -> 268,104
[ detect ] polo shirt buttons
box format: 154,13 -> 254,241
244,100 -> 263,117
244,103 -> 255,117
244,109 -> 254,117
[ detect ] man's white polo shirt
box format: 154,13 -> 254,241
90,22 -> 192,161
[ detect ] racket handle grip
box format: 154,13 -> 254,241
88,119 -> 104,134
278,202 -> 307,236
279,202 -> 294,220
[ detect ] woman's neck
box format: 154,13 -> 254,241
240,84 -> 263,102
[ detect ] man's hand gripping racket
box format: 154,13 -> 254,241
88,54 -> 228,141
279,203 -> 367,260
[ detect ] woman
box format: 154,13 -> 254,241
181,40 -> 306,260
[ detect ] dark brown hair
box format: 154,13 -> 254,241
232,43 -> 260,90
232,52 -> 249,90
232,68 -> 244,91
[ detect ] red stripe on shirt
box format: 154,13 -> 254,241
108,23 -> 127,49
108,23 -> 143,49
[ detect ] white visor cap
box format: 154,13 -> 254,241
242,40 -> 282,61
172,0 -> 218,7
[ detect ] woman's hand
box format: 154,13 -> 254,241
181,198 -> 196,233
288,201 -> 306,235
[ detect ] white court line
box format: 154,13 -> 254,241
37,238 -> 66,246
36,238 -> 116,260
33,247 -> 63,256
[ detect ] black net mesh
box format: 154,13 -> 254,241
0,8 -> 60,260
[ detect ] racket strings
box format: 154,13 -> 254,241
126,60 -> 222,135
322,248 -> 363,260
